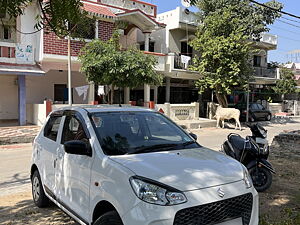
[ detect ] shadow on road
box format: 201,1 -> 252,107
0,192 -> 77,225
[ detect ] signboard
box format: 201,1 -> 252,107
16,44 -> 34,64
181,0 -> 191,8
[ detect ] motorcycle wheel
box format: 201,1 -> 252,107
249,167 -> 272,192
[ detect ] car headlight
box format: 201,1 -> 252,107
243,168 -> 253,189
129,176 -> 187,206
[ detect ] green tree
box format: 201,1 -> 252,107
79,34 -> 163,104
189,0 -> 283,107
0,0 -> 86,37
273,67 -> 298,98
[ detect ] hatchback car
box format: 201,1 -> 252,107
235,103 -> 272,122
31,106 -> 258,225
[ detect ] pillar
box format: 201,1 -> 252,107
88,82 -> 95,104
124,87 -> 130,104
154,86 -> 158,104
165,77 -> 171,103
144,84 -> 151,106
18,75 -> 26,126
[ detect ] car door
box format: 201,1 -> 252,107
39,113 -> 63,196
256,103 -> 266,119
55,111 -> 93,224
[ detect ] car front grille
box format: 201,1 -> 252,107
173,193 -> 253,225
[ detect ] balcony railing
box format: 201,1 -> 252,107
259,33 -> 277,46
254,67 -> 277,78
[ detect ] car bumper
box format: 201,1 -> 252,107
121,180 -> 259,225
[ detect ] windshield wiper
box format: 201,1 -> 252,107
181,140 -> 197,147
127,143 -> 179,155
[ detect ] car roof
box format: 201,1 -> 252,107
52,105 -> 154,114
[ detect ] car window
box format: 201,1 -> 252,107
257,104 -> 264,110
91,112 -> 197,156
62,116 -> 89,144
250,104 -> 258,110
44,116 -> 62,142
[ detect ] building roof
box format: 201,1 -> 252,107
0,63 -> 45,76
83,2 -> 116,19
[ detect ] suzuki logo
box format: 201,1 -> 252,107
217,188 -> 225,198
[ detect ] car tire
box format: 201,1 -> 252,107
266,114 -> 272,121
94,211 -> 123,225
32,170 -> 49,208
249,167 -> 272,192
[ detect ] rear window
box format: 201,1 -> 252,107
44,116 -> 62,142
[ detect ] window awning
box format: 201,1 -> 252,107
83,2 -> 116,19
0,64 -> 45,76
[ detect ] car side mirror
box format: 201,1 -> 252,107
189,133 -> 197,141
64,140 -> 92,157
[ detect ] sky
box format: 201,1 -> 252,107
147,0 -> 300,64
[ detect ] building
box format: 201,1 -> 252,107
0,0 -> 163,125
0,2 -> 280,125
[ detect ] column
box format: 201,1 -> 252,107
18,75 -> 26,126
144,84 -> 150,106
154,86 -> 158,104
124,87 -> 130,104
144,32 -> 151,106
165,77 -> 171,103
88,82 -> 95,104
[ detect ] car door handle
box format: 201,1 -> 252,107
54,159 -> 57,168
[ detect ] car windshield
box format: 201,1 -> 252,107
91,111 -> 199,155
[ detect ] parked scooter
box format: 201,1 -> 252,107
221,123 -> 275,192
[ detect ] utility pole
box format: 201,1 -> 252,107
246,83 -> 250,122
68,35 -> 72,106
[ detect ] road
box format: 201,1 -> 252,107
0,143 -> 32,196
0,120 -> 299,196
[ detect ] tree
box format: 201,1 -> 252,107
0,0 -> 85,37
189,0 -> 283,107
79,34 -> 163,104
273,67 -> 298,98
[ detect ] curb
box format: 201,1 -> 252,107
0,136 -> 35,145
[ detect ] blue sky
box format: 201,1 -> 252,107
148,0 -> 300,63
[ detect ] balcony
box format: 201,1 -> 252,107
0,42 -> 16,64
174,53 -> 193,70
254,33 -> 277,50
254,67 -> 279,79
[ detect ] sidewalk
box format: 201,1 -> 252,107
0,126 -> 40,145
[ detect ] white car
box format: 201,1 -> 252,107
31,106 -> 259,225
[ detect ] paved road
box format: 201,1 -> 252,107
0,120 -> 299,196
0,143 -> 32,196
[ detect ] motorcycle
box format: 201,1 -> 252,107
221,123 -> 275,192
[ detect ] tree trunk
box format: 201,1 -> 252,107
110,84 -> 115,104
215,92 -> 228,108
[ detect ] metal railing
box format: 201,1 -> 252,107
254,67 -> 277,78
174,53 -> 193,70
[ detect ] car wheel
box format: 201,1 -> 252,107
32,170 -> 49,208
249,167 -> 272,192
94,211 -> 123,225
266,114 -> 271,121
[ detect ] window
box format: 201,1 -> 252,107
70,17 -> 96,40
253,56 -> 261,67
91,112 -> 197,156
181,42 -> 193,57
54,84 -> 69,102
44,116 -> 62,141
140,42 -> 155,52
0,25 -> 14,41
62,116 -> 89,144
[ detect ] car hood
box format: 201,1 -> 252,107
110,148 -> 244,191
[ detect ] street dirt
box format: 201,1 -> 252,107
0,122 -> 300,225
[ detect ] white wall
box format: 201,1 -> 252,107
26,70 -> 89,104
20,2 -> 43,63
0,75 -> 18,119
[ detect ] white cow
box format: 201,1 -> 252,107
215,106 -> 242,130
